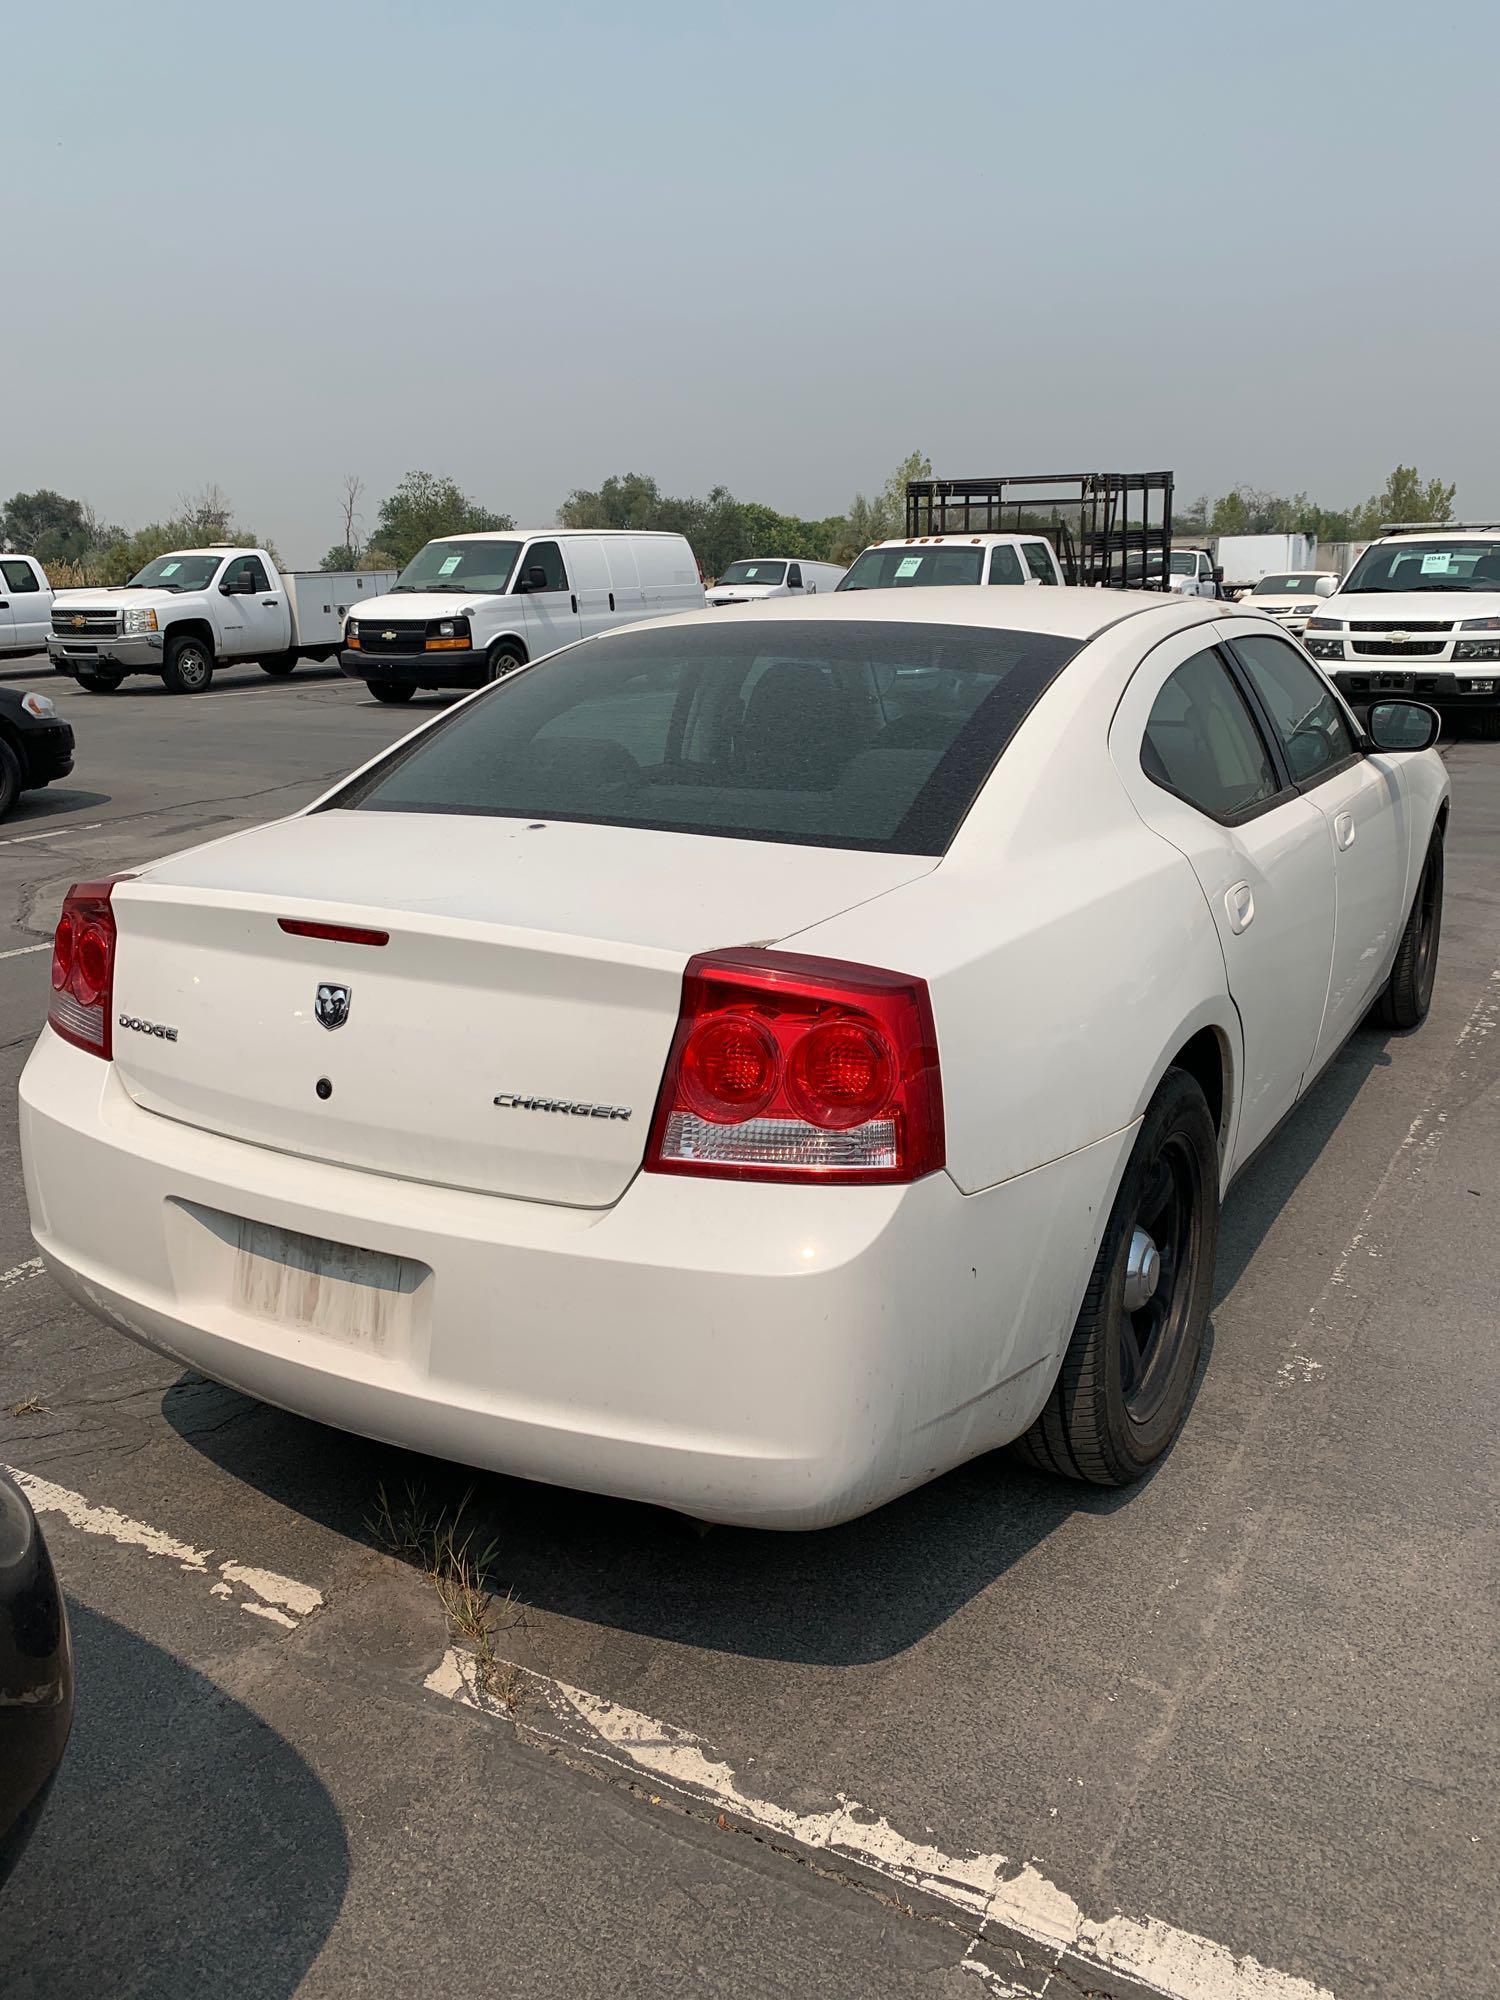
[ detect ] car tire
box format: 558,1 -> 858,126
486,641 -> 526,683
163,634 -> 214,694
1472,710 -> 1500,741
0,738 -> 21,820
1374,826 -> 1443,1031
259,654 -> 298,677
1016,1066 -> 1220,1486
370,682 -> 415,705
75,670 -> 124,693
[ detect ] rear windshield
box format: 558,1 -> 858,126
718,561 -> 786,586
333,620 -> 1078,856
837,546 -> 986,590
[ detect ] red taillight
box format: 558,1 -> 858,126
47,879 -> 128,1059
645,950 -> 944,1185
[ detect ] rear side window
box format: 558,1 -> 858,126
988,546 -> 1024,585
1022,543 -> 1057,584
334,620 -> 1080,856
1,559 -> 40,593
1142,648 -> 1281,822
1230,632 -> 1356,784
838,546 -> 985,590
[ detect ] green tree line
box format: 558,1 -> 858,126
2,459 -> 1458,589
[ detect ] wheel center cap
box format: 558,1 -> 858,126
1124,1226 -> 1162,1312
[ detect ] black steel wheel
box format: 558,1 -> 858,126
1375,828 -> 1443,1030
370,682 -> 415,705
1016,1066 -> 1219,1486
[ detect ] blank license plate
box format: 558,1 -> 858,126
231,1218 -> 425,1355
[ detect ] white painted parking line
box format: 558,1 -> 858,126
6,1466 -> 324,1632
0,942 -> 50,961
426,1647 -> 1334,2000
0,822 -> 102,847
0,1256 -> 44,1291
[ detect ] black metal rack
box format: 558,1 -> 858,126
904,470 -> 1175,590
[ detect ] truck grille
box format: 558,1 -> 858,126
52,610 -> 118,637
1348,620 -> 1452,633
357,620 -> 426,656
1351,640 -> 1446,657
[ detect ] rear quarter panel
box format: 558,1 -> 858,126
787,616 -> 1237,1196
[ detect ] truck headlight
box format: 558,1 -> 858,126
1304,618 -> 1343,633
122,608 -> 159,636
20,691 -> 57,719
1459,616 -> 1500,632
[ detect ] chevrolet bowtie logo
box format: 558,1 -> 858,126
72,615 -> 85,627
382,630 -> 396,640
1387,631 -> 1410,645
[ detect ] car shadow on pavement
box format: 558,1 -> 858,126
161,1023 -> 1392,1673
1,787 -> 113,827
0,1604 -> 348,1999
1213,1020 -> 1393,1304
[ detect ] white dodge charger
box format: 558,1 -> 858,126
19,592 -> 1448,1528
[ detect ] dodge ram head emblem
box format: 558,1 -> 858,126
315,982 -> 351,1030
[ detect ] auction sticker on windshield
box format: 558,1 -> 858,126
895,557 -> 923,578
439,555 -> 463,575
1421,553 -> 1454,573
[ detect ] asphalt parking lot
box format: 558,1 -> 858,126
1,659 -> 1496,2000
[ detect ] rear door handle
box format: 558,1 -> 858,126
1225,881 -> 1255,934
571,594 -> 578,614
262,599 -> 278,607
608,592 -> 615,612
1334,811 -> 1355,850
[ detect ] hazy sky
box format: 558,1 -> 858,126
6,0 -> 1497,563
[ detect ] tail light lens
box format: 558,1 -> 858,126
645,950 -> 944,1184
48,879 -> 127,1058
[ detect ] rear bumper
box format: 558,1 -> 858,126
340,649 -> 485,691
18,1028 -> 1130,1529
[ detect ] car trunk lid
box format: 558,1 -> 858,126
107,811 -> 934,1207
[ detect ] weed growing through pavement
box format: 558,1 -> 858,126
369,1481 -> 531,1713
4,1397 -> 47,1417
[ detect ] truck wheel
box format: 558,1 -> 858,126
486,641 -> 526,682
163,635 -> 214,694
1472,710 -> 1500,741
75,669 -> 124,693
0,739 -> 21,820
259,654 -> 298,677
370,682 -> 415,705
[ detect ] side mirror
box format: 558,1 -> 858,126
1212,566 -> 1224,584
1368,700 -> 1440,752
520,565 -> 548,592
221,571 -> 254,595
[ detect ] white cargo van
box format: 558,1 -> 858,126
706,557 -> 846,606
837,533 -> 1064,591
342,528 -> 704,702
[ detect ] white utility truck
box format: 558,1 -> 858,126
48,547 -> 395,694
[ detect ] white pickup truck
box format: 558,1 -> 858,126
48,546 -> 395,694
